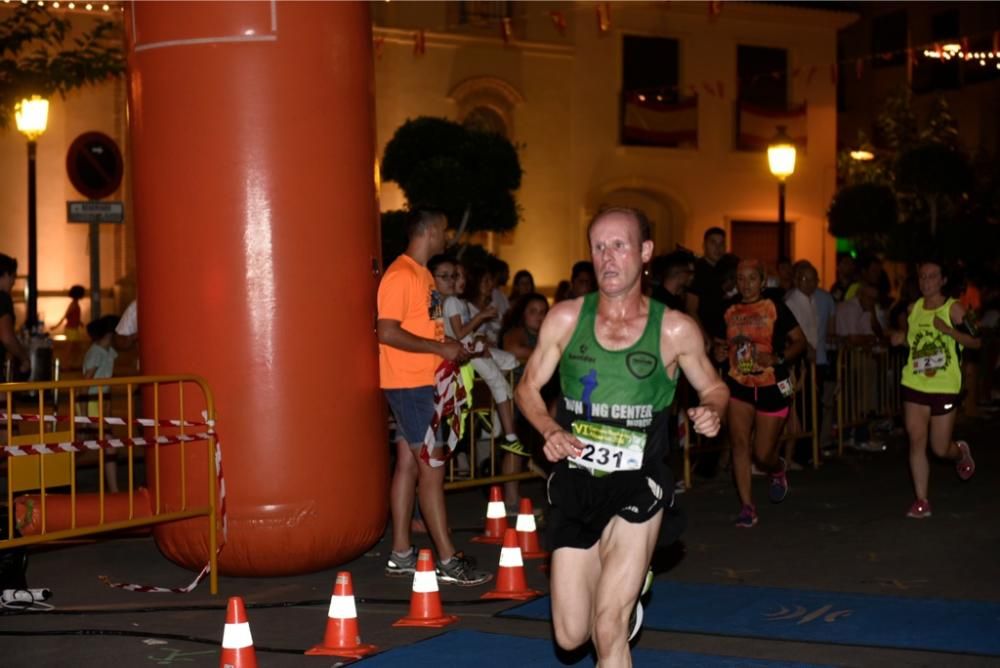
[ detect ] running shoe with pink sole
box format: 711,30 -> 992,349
906,499 -> 932,519
955,440 -> 975,481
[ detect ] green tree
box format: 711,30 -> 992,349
380,116 -> 522,265
0,5 -> 125,127
831,87 -> 979,258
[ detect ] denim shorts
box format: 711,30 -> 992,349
385,386 -> 435,446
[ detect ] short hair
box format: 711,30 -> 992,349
857,253 -> 882,272
427,254 -> 455,275
487,257 -> 509,281
69,285 -> 86,300
587,207 -> 652,244
836,251 -> 854,265
0,253 -> 17,278
737,258 -> 765,281
792,260 -> 817,280
405,207 -> 446,240
571,260 -> 596,281
704,227 -> 726,241
86,314 -> 120,341
663,251 -> 695,279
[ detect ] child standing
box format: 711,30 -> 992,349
53,285 -> 87,340
82,315 -> 120,493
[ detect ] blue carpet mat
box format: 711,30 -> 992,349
499,581 -> 1000,656
354,629 -> 828,667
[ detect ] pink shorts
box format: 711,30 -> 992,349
729,396 -> 789,419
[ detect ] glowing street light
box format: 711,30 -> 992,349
14,95 -> 50,331
767,125 -> 797,262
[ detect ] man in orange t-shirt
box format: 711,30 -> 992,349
376,208 -> 489,586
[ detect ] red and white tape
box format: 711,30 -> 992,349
1,411 -> 213,429
4,433 -> 213,457
99,439 -> 228,594
2,418 -> 226,594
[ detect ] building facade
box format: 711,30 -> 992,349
373,1 -> 855,290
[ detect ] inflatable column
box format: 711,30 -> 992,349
125,2 -> 386,575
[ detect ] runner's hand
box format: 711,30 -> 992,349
687,406 -> 721,438
439,339 -> 470,363
542,428 -> 584,463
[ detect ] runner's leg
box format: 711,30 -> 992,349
728,399 -> 756,506
550,545 -> 601,651
752,413 -> 787,473
592,511 -> 664,667
928,410 -> 961,459
904,401 -> 931,500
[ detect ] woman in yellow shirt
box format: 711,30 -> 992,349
894,259 -> 980,519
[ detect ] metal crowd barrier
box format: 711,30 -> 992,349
835,346 -> 904,456
680,360 -> 821,490
0,375 -> 219,594
444,369 -> 542,491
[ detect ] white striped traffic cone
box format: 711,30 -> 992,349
471,484 -> 508,544
219,596 -> 257,668
305,571 -> 377,657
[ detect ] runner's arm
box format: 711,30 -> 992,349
936,302 -> 981,349
667,314 -> 728,437
514,301 -> 583,460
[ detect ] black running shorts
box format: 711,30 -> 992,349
546,461 -> 681,550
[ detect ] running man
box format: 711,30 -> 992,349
515,208 -> 728,666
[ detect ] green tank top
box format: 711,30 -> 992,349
902,297 -> 962,394
556,293 -> 678,464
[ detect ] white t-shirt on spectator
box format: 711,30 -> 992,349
443,296 -> 474,344
835,297 -> 879,337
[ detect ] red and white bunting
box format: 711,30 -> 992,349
596,2 -> 611,34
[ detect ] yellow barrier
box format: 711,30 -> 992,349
681,360 -> 820,490
443,370 -> 542,491
0,375 -> 219,594
836,346 -> 904,456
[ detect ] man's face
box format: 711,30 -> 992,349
837,256 -> 855,281
797,268 -> 819,296
571,271 -> 594,297
427,216 -> 448,255
0,272 -> 12,293
858,285 -> 877,310
703,233 -> 725,264
589,214 -> 653,297
863,261 -> 882,285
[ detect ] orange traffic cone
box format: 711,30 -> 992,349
305,571 -> 378,658
219,596 -> 257,668
393,549 -> 459,628
470,484 -> 508,544
481,528 -> 541,601
516,497 -> 549,559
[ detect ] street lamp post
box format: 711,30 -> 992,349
15,95 -> 49,333
767,125 -> 797,263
